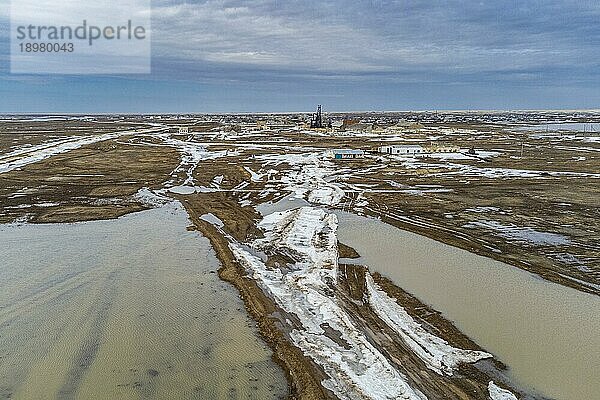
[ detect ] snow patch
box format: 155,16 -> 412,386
0,129 -> 146,174
243,166 -> 264,182
366,274 -> 491,375
212,175 -> 224,185
134,187 -> 171,207
464,220 -> 570,246
230,207 -> 427,400
488,381 -> 518,400
307,186 -> 344,206
200,213 -> 224,228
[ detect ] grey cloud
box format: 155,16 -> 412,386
147,0 -> 599,83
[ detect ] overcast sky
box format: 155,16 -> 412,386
1,0 -> 599,113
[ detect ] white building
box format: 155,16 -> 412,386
427,145 -> 460,153
326,149 -> 365,160
378,145 -> 460,157
178,126 -> 189,134
379,145 -> 425,156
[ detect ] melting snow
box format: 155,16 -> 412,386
366,274 -> 491,375
230,205 -> 495,399
200,213 -> 224,228
134,187 -> 171,207
257,152 -> 345,206
307,186 -> 344,206
230,207 -> 427,399
464,220 -> 570,246
152,134 -> 230,186
488,381 -> 518,400
583,136 -> 600,143
465,206 -> 501,213
167,185 -> 217,195
0,129 -> 149,174
243,166 -> 264,182
212,175 -> 224,185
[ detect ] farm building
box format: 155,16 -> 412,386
178,126 -> 189,134
378,145 -> 460,156
427,145 -> 460,153
379,145 -> 425,155
326,149 -> 365,160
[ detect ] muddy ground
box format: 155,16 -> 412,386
1,115 -> 597,399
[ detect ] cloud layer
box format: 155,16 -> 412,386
149,0 -> 600,83
1,0 -> 599,111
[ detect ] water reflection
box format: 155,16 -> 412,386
0,203 -> 288,399
335,210 -> 600,400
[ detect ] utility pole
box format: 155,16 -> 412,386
520,141 -> 524,158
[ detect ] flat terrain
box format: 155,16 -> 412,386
1,112 -> 598,399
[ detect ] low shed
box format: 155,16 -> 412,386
327,149 -> 365,159
378,145 -> 424,155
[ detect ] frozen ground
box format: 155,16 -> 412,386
463,220 -> 570,246
0,127 -> 163,174
1,113 -> 597,399
228,205 -> 500,399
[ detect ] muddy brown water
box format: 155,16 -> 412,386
335,210 -> 600,400
0,203 -> 288,400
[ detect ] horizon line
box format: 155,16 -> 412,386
2,108 -> 600,116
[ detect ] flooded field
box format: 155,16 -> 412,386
0,203 -> 288,400
1,112 -> 598,399
335,211 -> 600,400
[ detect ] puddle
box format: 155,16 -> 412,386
0,203 -> 288,399
335,210 -> 600,400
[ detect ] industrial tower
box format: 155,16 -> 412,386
310,105 -> 324,129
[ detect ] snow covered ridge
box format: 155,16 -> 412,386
488,381 -> 518,400
365,274 -> 492,375
230,207 -> 427,399
230,206 -> 494,399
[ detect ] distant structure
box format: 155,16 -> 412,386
327,149 -> 365,160
310,105 -> 324,129
178,126 -> 189,134
379,145 -> 425,156
378,144 -> 459,156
